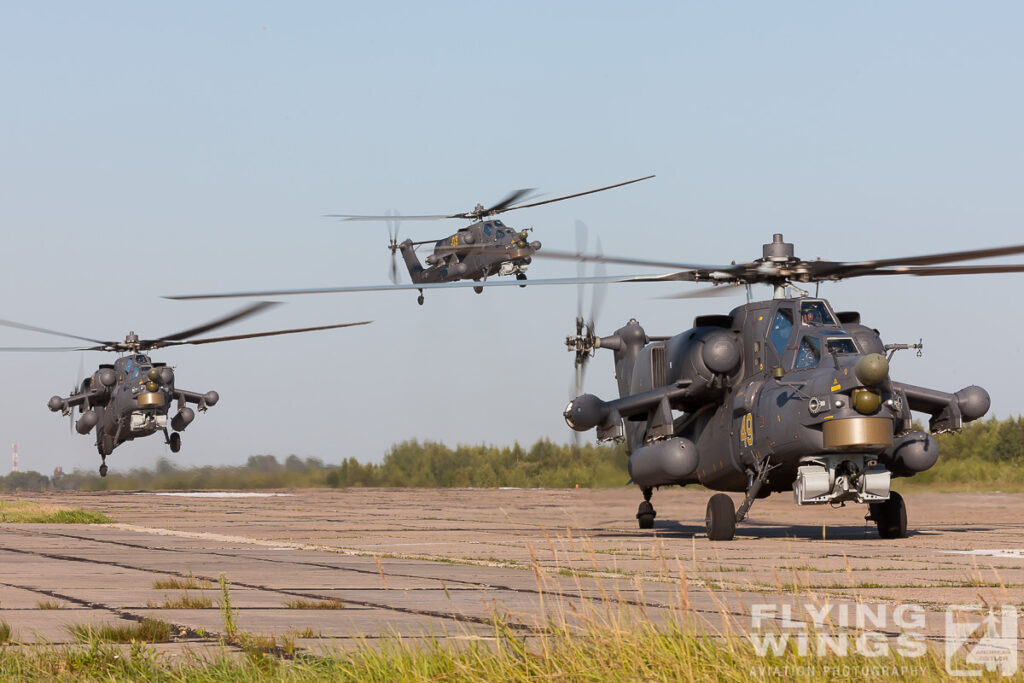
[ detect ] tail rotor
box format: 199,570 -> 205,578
386,210 -> 402,284
566,221 -> 608,449
569,221 -> 607,397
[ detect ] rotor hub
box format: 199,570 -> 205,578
759,233 -> 797,264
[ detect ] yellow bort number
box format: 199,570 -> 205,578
739,413 -> 754,447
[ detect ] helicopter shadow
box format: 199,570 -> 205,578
589,519 -> 946,541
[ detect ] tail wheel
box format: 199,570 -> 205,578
870,491 -> 907,539
169,432 -> 181,453
705,494 -> 736,541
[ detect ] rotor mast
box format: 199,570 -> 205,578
758,233 -> 799,299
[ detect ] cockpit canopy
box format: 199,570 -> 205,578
764,299 -> 860,370
115,354 -> 153,382
799,300 -> 837,327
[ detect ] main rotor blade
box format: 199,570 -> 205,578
329,214 -> 451,221
0,319 -> 107,346
155,301 -> 280,342
160,320 -> 372,347
500,175 -> 656,213
329,175 -> 653,222
0,346 -> 88,352
659,283 -> 745,299
825,243 -> 1024,277
858,264 -> 1024,277
165,272 -> 678,300
482,188 -> 540,215
534,248 -> 736,272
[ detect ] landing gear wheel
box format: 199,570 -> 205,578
169,432 -> 181,453
99,464 -> 108,478
473,285 -> 484,294
705,494 -> 736,541
636,500 -> 656,529
869,491 -> 907,539
517,273 -> 527,288
417,295 -> 424,305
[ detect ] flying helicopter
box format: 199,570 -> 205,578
326,175 -> 654,304
0,302 -> 370,476
561,234 -> 1024,540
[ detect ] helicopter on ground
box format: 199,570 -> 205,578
164,230 -> 1024,541
327,175 -> 653,304
0,302 -> 370,476
562,234 -> 1024,540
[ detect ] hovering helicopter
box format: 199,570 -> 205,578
0,302 -> 370,476
326,175 -> 653,304
562,234 -> 1024,540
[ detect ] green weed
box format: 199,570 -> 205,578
0,499 -> 111,524
148,591 -> 212,609
284,598 -> 344,609
67,618 -> 171,643
218,573 -> 237,640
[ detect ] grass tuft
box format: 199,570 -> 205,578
68,618 -> 172,643
36,600 -> 64,610
151,573 -> 212,591
237,632 -> 278,657
149,591 -> 213,609
0,499 -> 111,524
283,598 -> 345,610
0,620 -> 10,643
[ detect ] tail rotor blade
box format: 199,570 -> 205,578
575,220 -> 588,320
590,235 -> 607,327
387,210 -> 401,284
70,352 -> 84,433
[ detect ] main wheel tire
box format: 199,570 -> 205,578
417,295 -> 425,305
705,494 -> 736,541
169,432 -> 181,453
636,500 -> 656,529
99,464 -> 108,478
872,491 -> 907,539
473,286 -> 483,294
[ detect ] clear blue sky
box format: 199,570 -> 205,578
1,2 -> 1022,475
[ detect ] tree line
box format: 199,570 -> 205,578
1,415 -> 1022,492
